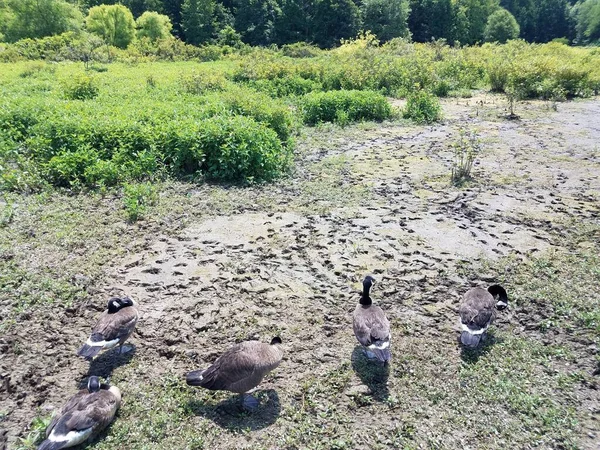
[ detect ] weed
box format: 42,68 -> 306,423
451,128 -> 481,186
14,414 -> 51,450
122,182 -> 158,222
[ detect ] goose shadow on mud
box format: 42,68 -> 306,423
80,346 -> 138,382
459,333 -> 503,364
350,346 -> 390,402
188,389 -> 281,431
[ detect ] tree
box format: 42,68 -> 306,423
1,0 -> 83,43
136,11 -> 173,41
455,0 -> 499,44
574,0 -> 600,43
85,4 -> 136,48
311,0 -> 361,47
182,0 -> 215,44
79,0 -> 164,17
533,0 -> 570,42
361,0 -> 410,42
275,0 -> 314,44
484,7 -> 520,42
234,0 -> 281,46
408,0 -> 454,42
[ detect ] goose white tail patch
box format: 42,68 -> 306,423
461,323 -> 488,335
86,337 -> 120,349
496,300 -> 508,308
368,341 -> 390,350
49,428 -> 93,446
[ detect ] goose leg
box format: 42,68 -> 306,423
241,393 -> 259,411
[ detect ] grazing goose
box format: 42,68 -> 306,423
38,376 -> 121,450
353,275 -> 391,364
77,297 -> 138,360
459,284 -> 508,348
186,336 -> 283,411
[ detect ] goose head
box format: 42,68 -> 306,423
107,296 -> 135,314
87,376 -> 101,393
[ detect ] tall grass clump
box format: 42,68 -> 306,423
300,90 -> 393,125
451,128 -> 481,186
403,90 -> 442,124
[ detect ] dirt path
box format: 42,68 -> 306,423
2,95 -> 599,449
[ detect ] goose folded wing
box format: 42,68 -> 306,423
459,303 -> 494,330
61,393 -> 118,434
200,346 -> 260,390
46,391 -> 88,436
92,309 -> 137,342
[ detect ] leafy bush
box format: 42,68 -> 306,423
402,90 -> 442,124
122,182 -> 158,222
281,42 -> 322,58
300,90 -> 393,125
250,76 -> 321,97
62,73 -> 99,100
180,70 -> 227,94
201,116 -> 291,182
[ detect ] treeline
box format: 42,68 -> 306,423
0,0 -> 599,48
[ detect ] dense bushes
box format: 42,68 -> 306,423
402,90 -> 442,123
300,90 -> 393,125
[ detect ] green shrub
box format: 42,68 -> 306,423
122,182 -> 158,222
180,70 -> 227,94
403,90 -> 442,124
200,116 -> 291,183
249,76 -> 321,97
300,90 -> 393,125
63,73 -> 99,100
281,42 -> 322,58
45,146 -> 100,187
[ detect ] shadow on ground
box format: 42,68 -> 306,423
82,345 -> 137,382
459,333 -> 502,364
188,389 -> 281,431
351,346 -> 390,402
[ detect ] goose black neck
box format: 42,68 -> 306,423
360,286 -> 372,305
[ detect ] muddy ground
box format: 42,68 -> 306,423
1,95 -> 599,449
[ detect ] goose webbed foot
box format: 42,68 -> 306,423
241,393 -> 259,411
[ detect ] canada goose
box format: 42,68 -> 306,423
353,276 -> 391,364
77,297 -> 138,360
459,284 -> 508,348
186,336 -> 283,411
38,376 -> 121,450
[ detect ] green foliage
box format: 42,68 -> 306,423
216,25 -> 242,47
14,414 -> 51,450
362,0 -> 411,42
300,90 -> 393,125
281,42 -> 322,58
484,8 -> 520,43
62,73 -> 99,100
136,11 -> 173,42
311,0 -> 361,48
402,89 -> 442,123
180,70 -> 227,94
85,4 -> 136,49
574,0 -> 600,43
250,76 -> 321,97
200,115 -> 290,182
1,0 -> 82,43
182,0 -> 216,45
234,0 -> 281,46
122,182 -> 158,221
